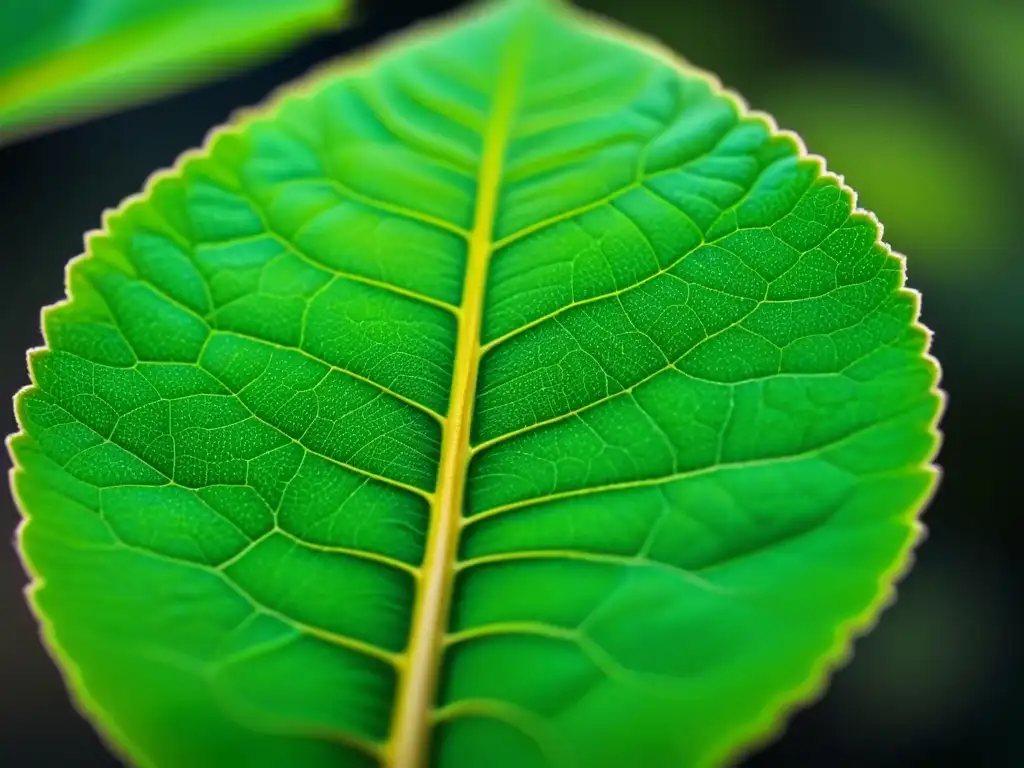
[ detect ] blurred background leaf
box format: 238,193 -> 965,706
874,0 -> 1024,154
761,71 -> 1009,272
582,0 -> 1017,285
0,0 -> 348,144
585,0 -> 780,73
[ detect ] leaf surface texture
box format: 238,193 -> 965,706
10,1 -> 942,766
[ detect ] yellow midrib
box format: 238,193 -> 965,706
386,27 -> 528,768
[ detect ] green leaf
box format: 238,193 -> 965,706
0,0 -> 346,143
9,1 -> 943,766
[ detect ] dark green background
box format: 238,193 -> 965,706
0,0 -> 1017,765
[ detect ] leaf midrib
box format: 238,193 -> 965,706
386,18 -> 529,768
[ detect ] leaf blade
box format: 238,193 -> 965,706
10,1 -> 943,766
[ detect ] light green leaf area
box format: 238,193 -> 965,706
9,1 -> 942,767
0,0 -> 345,143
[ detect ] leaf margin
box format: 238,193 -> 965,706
6,0 -> 946,765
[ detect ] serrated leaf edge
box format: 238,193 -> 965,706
6,1 -> 946,766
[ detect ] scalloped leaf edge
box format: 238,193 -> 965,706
8,1 -> 945,765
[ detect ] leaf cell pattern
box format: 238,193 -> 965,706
10,2 -> 942,767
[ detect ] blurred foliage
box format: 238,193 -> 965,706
840,563 -> 1003,743
874,0 -> 1024,152
0,0 -> 347,145
761,72 -> 1008,270
583,0 -> 780,73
